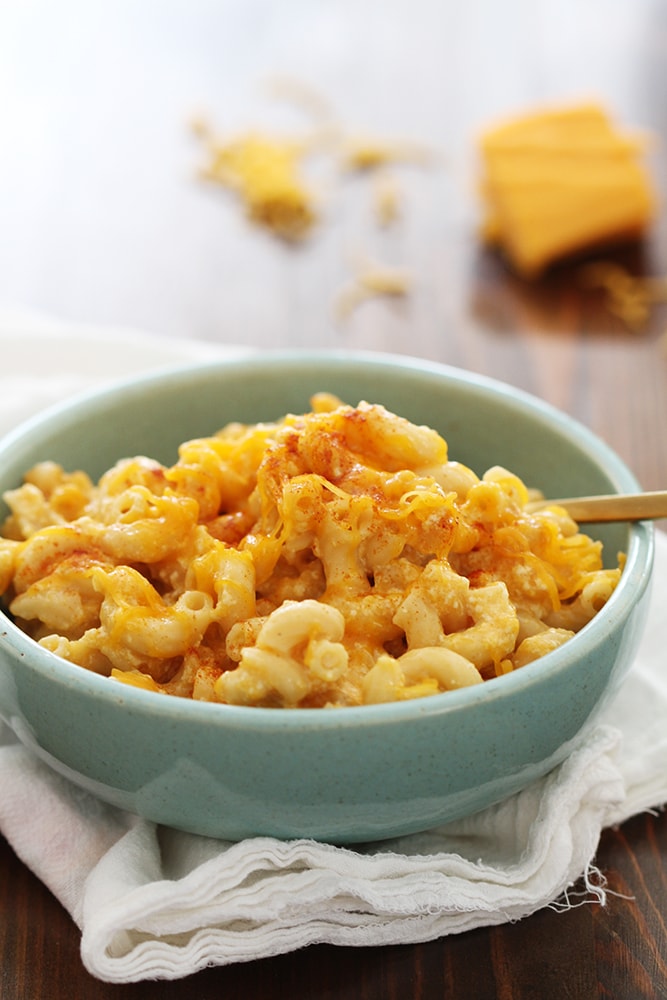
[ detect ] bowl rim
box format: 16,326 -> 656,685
0,349 -> 655,731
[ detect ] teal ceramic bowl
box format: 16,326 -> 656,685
0,352 -> 654,843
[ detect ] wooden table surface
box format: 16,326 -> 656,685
1,1 -> 666,996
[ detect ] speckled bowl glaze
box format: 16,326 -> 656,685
0,352 -> 654,843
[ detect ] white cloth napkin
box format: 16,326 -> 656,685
0,310 -> 666,984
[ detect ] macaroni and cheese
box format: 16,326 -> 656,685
0,396 -> 622,708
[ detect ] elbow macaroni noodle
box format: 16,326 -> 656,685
0,395 -> 622,708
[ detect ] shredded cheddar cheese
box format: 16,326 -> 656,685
579,260 -> 667,330
372,171 -> 402,226
340,135 -> 432,172
197,126 -> 318,242
193,80 -> 434,246
336,258 -> 412,319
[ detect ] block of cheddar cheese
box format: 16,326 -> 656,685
478,103 -> 656,278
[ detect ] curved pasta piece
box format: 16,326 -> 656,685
254,598 -> 345,652
93,565 -> 215,659
362,647 -> 481,704
511,627 -> 574,668
0,539 -> 19,595
82,487 -> 199,563
216,599 -> 348,706
545,569 -> 621,631
399,646 -> 483,688
439,581 -> 520,669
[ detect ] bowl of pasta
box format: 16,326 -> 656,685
0,351 -> 654,843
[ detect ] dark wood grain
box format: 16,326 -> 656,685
1,0 -> 666,995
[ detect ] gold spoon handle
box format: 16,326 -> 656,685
526,490 -> 667,522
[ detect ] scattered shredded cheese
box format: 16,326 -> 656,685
193,82 -> 432,243
263,75 -> 338,126
336,258 -> 412,319
372,171 -> 402,226
195,123 -> 318,242
340,136 -> 432,172
192,89 -> 666,341
579,261 -> 667,330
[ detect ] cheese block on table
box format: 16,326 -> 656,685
478,103 -> 656,277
